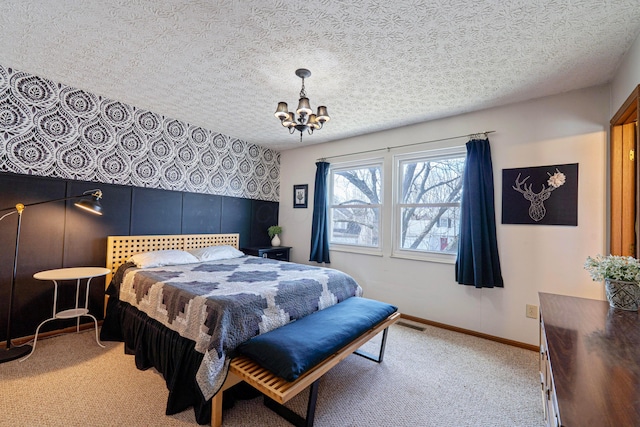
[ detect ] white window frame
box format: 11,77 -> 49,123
328,158 -> 384,255
392,146 -> 466,263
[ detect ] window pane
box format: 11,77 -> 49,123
332,166 -> 381,205
399,206 -> 460,253
395,150 -> 465,257
401,157 -> 464,204
331,207 -> 379,246
330,162 -> 382,249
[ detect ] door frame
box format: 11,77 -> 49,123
610,85 -> 639,256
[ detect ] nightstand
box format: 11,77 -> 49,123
242,246 -> 291,261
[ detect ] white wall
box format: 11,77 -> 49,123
611,31 -> 640,112
279,85 -> 609,346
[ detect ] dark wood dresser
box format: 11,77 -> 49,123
539,292 -> 640,426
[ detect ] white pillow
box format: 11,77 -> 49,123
187,245 -> 245,261
127,250 -> 199,268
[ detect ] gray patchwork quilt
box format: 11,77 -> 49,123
112,255 -> 363,400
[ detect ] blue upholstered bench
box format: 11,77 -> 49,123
217,297 -> 399,427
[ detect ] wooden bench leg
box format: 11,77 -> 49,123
263,379 -> 320,427
211,391 -> 223,427
354,326 -> 390,363
211,373 -> 242,427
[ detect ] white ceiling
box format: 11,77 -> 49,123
1,1 -> 639,151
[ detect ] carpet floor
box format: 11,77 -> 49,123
0,321 -> 544,426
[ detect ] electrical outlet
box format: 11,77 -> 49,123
526,304 -> 538,319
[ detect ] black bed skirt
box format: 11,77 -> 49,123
100,297 -> 211,425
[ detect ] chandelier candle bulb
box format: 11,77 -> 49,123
274,102 -> 289,119
316,106 -> 330,123
282,112 -> 295,128
308,114 -> 320,130
296,97 -> 312,116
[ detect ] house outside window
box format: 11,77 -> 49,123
393,147 -> 466,262
329,160 -> 383,250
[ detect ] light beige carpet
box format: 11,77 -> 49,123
0,322 -> 544,426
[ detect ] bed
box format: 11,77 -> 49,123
100,233 -> 363,425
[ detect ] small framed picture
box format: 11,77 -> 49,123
293,184 -> 308,208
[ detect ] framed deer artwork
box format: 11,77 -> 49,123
502,163 -> 578,226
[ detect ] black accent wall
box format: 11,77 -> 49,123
0,172 -> 278,342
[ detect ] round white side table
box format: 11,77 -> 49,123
20,267 -> 110,361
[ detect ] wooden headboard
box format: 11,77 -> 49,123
105,233 -> 240,286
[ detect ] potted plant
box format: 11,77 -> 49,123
584,254 -> 640,310
268,225 -> 282,247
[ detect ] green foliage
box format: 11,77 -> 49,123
268,225 -> 282,238
584,255 -> 640,282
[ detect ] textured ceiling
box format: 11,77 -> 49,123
1,1 -> 639,151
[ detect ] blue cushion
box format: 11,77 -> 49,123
237,297 -> 397,381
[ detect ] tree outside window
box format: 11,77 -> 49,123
329,161 -> 382,248
396,149 -> 465,255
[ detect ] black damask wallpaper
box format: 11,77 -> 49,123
0,64 -> 279,201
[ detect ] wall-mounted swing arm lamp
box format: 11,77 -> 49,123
0,189 -> 103,364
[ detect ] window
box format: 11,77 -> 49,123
394,147 -> 466,259
329,160 -> 383,249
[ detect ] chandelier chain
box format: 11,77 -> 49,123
299,77 -> 307,99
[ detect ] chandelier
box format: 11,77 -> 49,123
274,68 -> 329,142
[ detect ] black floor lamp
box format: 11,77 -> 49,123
0,189 -> 103,364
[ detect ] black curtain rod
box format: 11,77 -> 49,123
317,130 -> 495,162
